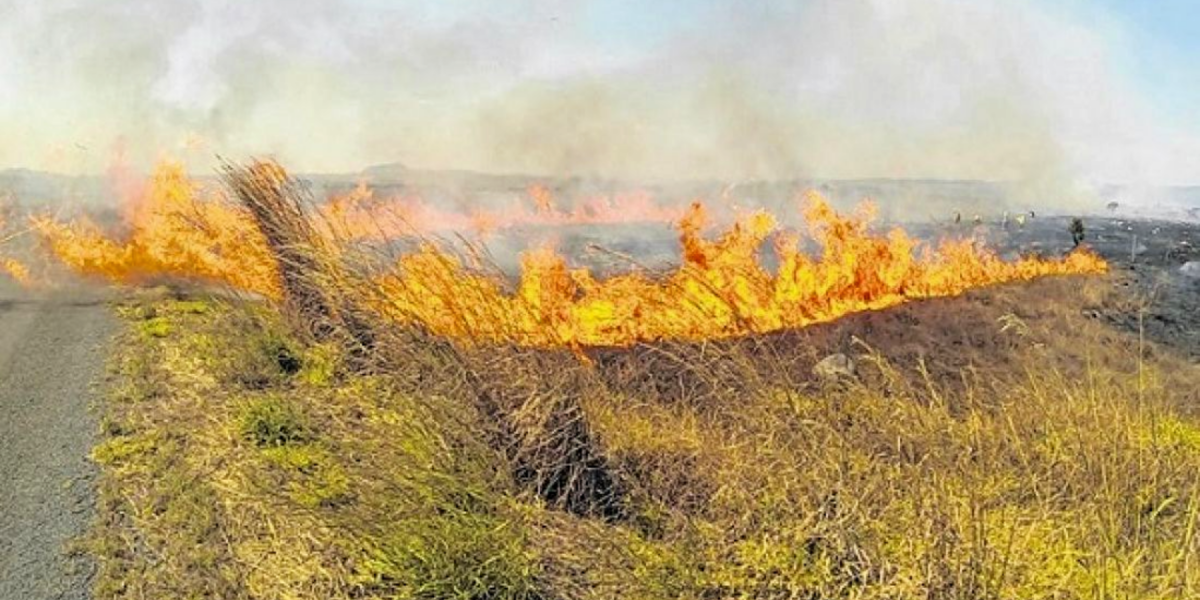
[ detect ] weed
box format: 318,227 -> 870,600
261,444 -> 354,508
137,316 -> 170,338
212,311 -> 305,388
91,434 -> 156,466
358,511 -> 543,600
299,342 -> 341,387
238,395 -> 310,448
168,299 -> 210,315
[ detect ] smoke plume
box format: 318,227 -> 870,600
1,0 -> 1197,191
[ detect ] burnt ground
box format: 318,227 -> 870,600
0,282 -> 114,600
1075,218 -> 1200,361
962,215 -> 1200,361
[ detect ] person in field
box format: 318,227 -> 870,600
1069,218 -> 1086,247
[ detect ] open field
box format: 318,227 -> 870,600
30,163 -> 1191,599
7,3 -> 1200,598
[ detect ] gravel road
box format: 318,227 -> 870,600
0,282 -> 114,600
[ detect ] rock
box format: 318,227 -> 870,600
813,353 -> 856,382
1181,261 -> 1200,279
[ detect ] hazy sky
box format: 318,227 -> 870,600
1,0 -> 1198,185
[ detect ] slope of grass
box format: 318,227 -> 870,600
86,275 -> 1200,599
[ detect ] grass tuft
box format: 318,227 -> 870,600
238,395 -> 311,448
358,510 -> 544,600
137,316 -> 171,338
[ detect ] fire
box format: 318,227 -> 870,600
31,161 -> 281,298
0,206 -> 35,287
1,258 -> 33,287
30,161 -> 1107,349
320,181 -> 685,239
375,192 -> 1107,348
321,182 -> 479,238
529,183 -> 555,214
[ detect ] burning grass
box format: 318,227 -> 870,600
27,160 -> 1104,349
0,205 -> 33,286
30,161 -> 281,298
375,197 -> 1104,348
55,160 -> 1200,598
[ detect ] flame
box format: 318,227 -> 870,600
375,191 -> 1106,348
320,182 -> 481,238
1,258 -> 33,287
31,161 -> 281,298
30,161 -> 1107,349
320,181 -> 685,239
529,183 -> 555,214
0,204 -> 35,287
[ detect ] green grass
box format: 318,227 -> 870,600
137,316 -> 171,338
238,395 -> 311,448
359,510 -> 543,599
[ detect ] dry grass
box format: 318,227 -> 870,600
83,164 -> 1200,599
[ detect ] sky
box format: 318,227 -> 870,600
0,0 -> 1198,187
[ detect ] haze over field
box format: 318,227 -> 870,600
2,0 -> 1199,194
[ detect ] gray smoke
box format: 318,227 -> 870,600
1,0 -> 1197,196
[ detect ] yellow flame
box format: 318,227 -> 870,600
375,191 -> 1106,348
31,161 -> 281,298
33,162 -> 1107,348
0,258 -> 32,287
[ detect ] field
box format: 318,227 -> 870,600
9,161 -> 1200,598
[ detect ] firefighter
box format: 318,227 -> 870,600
1069,217 -> 1085,247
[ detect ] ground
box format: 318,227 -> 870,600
0,282 -> 113,600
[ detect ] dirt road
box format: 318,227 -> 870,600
0,282 -> 114,600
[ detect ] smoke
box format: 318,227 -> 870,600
1,0 -> 1197,191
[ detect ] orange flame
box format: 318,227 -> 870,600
1,258 -> 33,287
31,161 -> 1107,348
375,192 -> 1106,348
320,181 -> 685,239
529,183 -> 555,214
0,204 -> 35,287
31,161 -> 281,298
